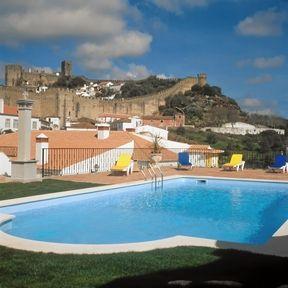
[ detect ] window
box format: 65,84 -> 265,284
5,118 -> 11,128
13,119 -> 18,129
32,121 -> 38,130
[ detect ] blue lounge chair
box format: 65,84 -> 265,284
268,155 -> 288,173
177,152 -> 193,170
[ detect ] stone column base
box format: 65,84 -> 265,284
11,160 -> 42,183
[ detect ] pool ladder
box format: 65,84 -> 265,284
140,163 -> 164,188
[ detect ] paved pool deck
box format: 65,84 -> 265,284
51,167 -> 288,185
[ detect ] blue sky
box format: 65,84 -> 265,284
0,0 -> 287,117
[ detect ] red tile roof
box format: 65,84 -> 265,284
2,105 -> 18,116
0,130 -> 132,159
0,131 -> 221,171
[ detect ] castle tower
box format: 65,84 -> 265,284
197,73 -> 207,87
5,65 -> 23,87
61,60 -> 72,77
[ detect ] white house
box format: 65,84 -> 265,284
45,117 -> 61,130
76,83 -> 96,97
96,113 -> 130,124
134,133 -> 223,167
0,99 -> 41,133
112,116 -> 143,131
202,122 -> 285,135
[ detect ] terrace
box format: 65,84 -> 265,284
54,166 -> 288,185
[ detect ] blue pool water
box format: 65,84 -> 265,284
1,178 -> 288,245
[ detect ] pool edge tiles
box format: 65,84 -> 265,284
1,176 -> 288,256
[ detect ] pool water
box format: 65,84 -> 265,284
1,178 -> 288,245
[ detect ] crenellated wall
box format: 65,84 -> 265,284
0,75 -> 205,127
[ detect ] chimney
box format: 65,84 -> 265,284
0,99 -> 4,114
97,124 -> 110,140
11,96 -> 40,183
36,133 -> 49,164
17,99 -> 34,161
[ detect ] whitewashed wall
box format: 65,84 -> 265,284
0,152 -> 11,176
136,125 -> 169,140
0,114 -> 41,131
61,141 -> 134,175
136,134 -> 190,153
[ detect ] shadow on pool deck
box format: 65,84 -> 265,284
215,228 -> 288,258
102,248 -> 288,288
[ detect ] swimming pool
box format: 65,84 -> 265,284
0,177 -> 288,246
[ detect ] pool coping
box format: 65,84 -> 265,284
1,175 -> 288,256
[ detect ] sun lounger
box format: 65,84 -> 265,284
223,154 -> 245,171
268,155 -> 288,173
177,152 -> 193,170
111,154 -> 134,176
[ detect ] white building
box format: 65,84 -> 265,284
0,99 -> 41,133
136,125 -> 169,140
45,117 -> 61,130
202,122 -> 285,135
112,116 -> 143,132
76,83 -> 96,97
36,85 -> 48,93
96,113 -> 130,124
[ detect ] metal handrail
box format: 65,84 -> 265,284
149,163 -> 163,187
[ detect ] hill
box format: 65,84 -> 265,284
158,83 -> 288,131
160,84 -> 245,127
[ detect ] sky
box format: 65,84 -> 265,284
0,0 -> 287,117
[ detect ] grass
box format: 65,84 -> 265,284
0,179 -> 101,201
0,246 -> 216,288
0,246 -> 287,288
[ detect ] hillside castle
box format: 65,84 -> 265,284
1,61 -> 207,127
5,61 -> 72,87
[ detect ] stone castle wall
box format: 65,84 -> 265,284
5,61 -> 71,87
0,75 -> 204,127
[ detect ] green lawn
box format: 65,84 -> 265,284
0,245 -> 287,288
0,246 -> 217,288
0,179 -> 101,201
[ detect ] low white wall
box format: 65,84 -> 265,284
61,141 -> 134,175
136,134 -> 189,153
136,125 -> 169,140
0,152 -> 11,176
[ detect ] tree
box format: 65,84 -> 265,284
206,132 -> 217,144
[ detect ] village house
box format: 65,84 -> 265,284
142,113 -> 185,129
0,124 -> 223,177
96,113 -> 131,124
0,98 -> 41,133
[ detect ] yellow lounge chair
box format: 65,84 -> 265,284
111,154 -> 133,176
223,154 -> 245,171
